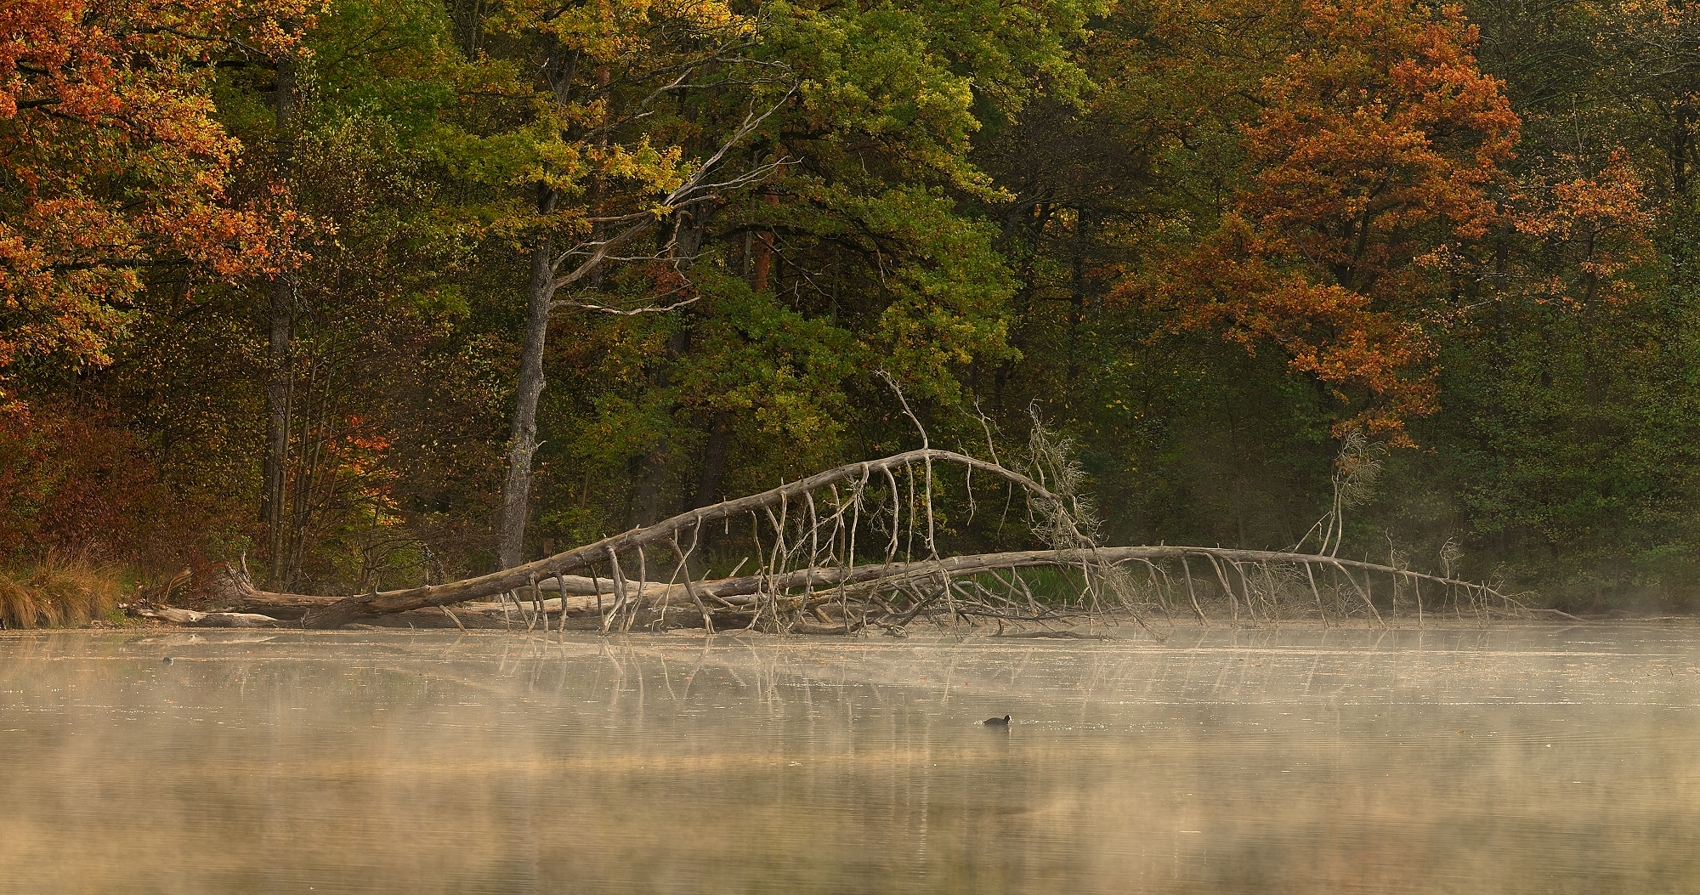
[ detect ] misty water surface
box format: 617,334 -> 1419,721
2,623 -> 1698,894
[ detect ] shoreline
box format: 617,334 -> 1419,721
8,612 -> 1700,640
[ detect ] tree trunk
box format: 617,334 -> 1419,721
496,191 -> 557,569
263,280 -> 291,587
628,326 -> 688,528
694,411 -> 732,508
187,448 -> 1508,630
262,48 -> 298,590
751,180 -> 780,290
1066,206 -> 1087,389
629,209 -> 713,527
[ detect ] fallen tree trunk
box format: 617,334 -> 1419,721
216,576 -> 649,619
252,448 -> 1062,629
684,546 -> 1487,602
190,448 -> 1518,632
198,541 -> 1516,632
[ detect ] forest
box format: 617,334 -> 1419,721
4,0 -> 1698,622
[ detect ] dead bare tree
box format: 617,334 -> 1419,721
184,443 -> 1523,633
1293,430 -> 1387,558
494,15 -> 799,571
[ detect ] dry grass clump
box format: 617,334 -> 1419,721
0,556 -> 124,629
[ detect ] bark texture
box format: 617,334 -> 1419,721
496,213 -> 556,570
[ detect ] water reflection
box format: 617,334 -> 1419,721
1,624 -> 1697,893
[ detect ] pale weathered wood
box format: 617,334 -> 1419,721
184,449 -> 1512,631
137,607 -> 283,628
283,449 -> 1061,628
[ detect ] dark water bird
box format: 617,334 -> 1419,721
983,714 -> 1010,726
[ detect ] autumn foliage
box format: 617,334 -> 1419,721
0,402 -> 169,562
0,0 -> 308,405
1134,0 -> 1520,440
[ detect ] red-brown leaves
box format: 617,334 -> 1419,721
1246,1 -> 1517,281
1140,0 -> 1519,441
0,402 -> 169,562
1508,153 -> 1655,310
0,0 -> 313,406
1246,0 -> 1517,273
1157,213 -> 1440,440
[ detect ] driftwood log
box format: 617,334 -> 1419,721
135,606 -> 283,628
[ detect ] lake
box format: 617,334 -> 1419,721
2,623 -> 1697,893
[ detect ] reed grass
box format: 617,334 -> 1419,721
0,555 -> 125,629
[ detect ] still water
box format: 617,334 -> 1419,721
2,623 -> 1698,894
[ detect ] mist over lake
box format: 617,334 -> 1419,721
4,624 -> 1697,894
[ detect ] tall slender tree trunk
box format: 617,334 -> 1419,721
494,39 -> 583,571
1066,206 -> 1088,390
628,326 -> 687,528
262,48 -> 298,589
751,230 -> 774,290
694,412 -> 732,508
497,190 -> 557,569
750,156 -> 782,291
627,210 -> 713,528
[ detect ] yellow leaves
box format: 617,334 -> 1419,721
591,139 -> 688,195
1605,0 -> 1695,36
523,136 -> 591,193
474,0 -> 756,260
503,0 -> 749,61
658,0 -> 750,32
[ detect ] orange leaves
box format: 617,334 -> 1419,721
1241,0 -> 1517,290
1138,0 -> 1517,440
1155,212 -> 1438,441
1506,154 -> 1654,309
328,415 -> 401,515
0,0 -> 312,402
